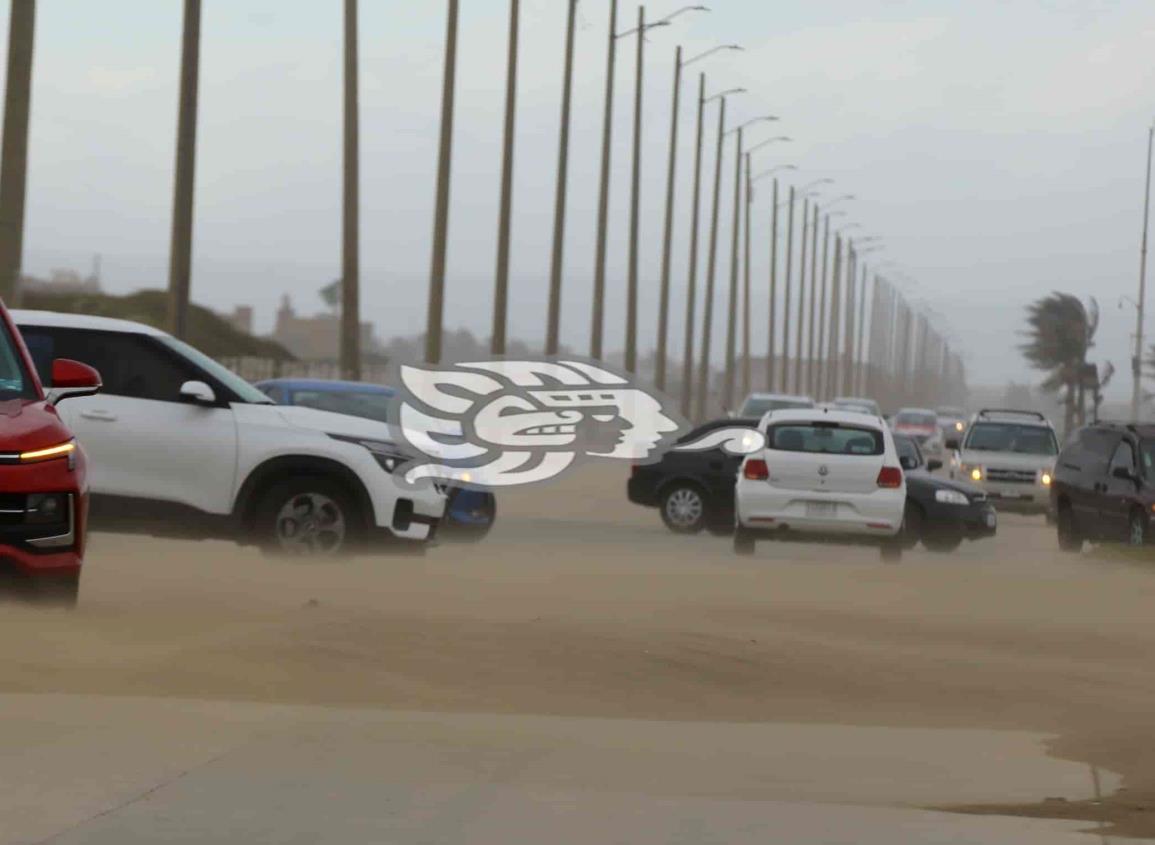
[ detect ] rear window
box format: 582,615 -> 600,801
767,423 -> 884,456
895,411 -> 936,427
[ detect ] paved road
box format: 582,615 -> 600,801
1,465 -> 1153,843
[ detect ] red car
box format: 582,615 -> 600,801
0,299 -> 100,605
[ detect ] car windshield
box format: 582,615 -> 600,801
741,397 -> 813,416
895,411 -> 936,427
290,389 -> 394,423
0,320 -> 34,401
964,422 -> 1057,455
1141,440 -> 1155,477
767,422 -> 884,456
157,336 -> 275,405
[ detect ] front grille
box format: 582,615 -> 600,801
986,468 -> 1036,484
0,494 -> 25,527
970,492 -> 988,503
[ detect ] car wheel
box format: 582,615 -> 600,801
733,525 -> 756,556
922,533 -> 963,553
880,538 -> 903,562
1128,508 -> 1148,547
901,502 -> 924,550
660,484 -> 708,534
440,488 -> 496,543
255,477 -> 362,557
1056,504 -> 1083,554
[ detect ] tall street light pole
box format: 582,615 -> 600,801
742,152 -> 752,398
166,0 -> 202,340
750,165 -> 795,392
779,185 -> 795,391
695,96 -> 727,421
0,0 -> 36,305
590,0 -> 618,359
806,201 -> 818,393
545,0 -> 579,356
491,0 -> 520,355
655,39 -> 736,393
793,196 -> 809,392
816,213 -> 830,398
624,5 -> 648,373
722,127 -> 743,411
425,0 -> 459,364
340,0 -> 361,380
682,83 -> 742,416
1133,122 -> 1154,422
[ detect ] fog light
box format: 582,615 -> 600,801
25,493 -> 67,525
970,468 -> 982,481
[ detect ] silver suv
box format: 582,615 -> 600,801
949,409 -> 1058,514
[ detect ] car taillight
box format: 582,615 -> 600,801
744,458 -> 769,481
876,466 -> 903,488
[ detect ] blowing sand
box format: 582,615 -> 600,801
2,464 -> 1155,840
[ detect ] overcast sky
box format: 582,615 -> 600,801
4,0 -> 1155,396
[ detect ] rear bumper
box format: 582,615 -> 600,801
736,482 -> 905,538
627,476 -> 659,507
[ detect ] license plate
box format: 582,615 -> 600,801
985,511 -> 997,529
806,501 -> 837,519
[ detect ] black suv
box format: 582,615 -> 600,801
627,418 -> 758,534
1051,423 -> 1155,551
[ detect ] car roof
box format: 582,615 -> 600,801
743,392 -> 814,402
761,407 -> 884,426
970,408 -> 1053,427
10,309 -> 167,337
832,396 -> 876,404
895,407 -> 936,416
256,377 -> 395,394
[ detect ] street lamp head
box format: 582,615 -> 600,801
726,115 -> 778,136
704,86 -> 745,103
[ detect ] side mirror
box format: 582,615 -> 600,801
899,455 -> 918,471
179,380 -> 217,406
927,459 -> 943,473
46,358 -> 101,405
1112,466 -> 1137,482
944,438 -> 960,451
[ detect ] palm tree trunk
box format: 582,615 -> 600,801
0,0 -> 36,304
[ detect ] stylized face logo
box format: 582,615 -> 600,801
394,359 -> 762,488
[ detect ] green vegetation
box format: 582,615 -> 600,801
21,289 -> 293,361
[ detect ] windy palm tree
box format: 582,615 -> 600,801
1020,293 -> 1099,435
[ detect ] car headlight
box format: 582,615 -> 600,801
954,421 -> 964,432
329,434 -> 411,473
1040,471 -> 1052,486
961,464 -> 983,481
934,489 -> 970,506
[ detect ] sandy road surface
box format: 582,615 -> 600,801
2,464 -> 1155,841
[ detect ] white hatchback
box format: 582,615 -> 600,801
734,408 -> 907,560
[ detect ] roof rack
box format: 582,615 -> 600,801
976,408 -> 1048,422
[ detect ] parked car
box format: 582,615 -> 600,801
0,301 -> 101,604
734,408 -> 906,560
832,396 -> 883,417
893,433 -> 997,552
14,312 -> 445,556
736,392 -> 815,417
255,377 -> 496,542
892,407 -> 944,464
1051,422 -> 1154,551
949,408 -> 1057,515
627,417 -> 759,533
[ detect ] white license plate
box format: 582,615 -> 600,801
805,501 -> 838,519
985,511 -> 997,529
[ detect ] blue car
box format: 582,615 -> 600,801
255,378 -> 496,542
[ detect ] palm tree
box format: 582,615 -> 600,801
1020,293 -> 1099,436
0,0 -> 37,304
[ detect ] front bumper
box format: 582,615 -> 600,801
923,499 -> 998,539
978,483 -> 1049,513
0,461 -> 86,574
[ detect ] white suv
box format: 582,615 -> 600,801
13,311 -> 445,555
948,408 -> 1058,515
735,408 -> 906,560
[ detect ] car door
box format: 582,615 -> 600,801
1070,429 -> 1118,537
1102,439 -> 1139,540
18,326 -> 240,515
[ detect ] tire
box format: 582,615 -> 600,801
440,488 -> 496,543
901,502 -> 924,550
660,484 -> 708,534
880,538 -> 903,562
733,525 -> 756,556
253,476 -> 363,557
1056,504 -> 1083,554
922,533 -> 963,553
1128,508 -> 1148,547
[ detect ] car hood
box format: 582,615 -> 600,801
957,450 -> 1053,470
907,469 -> 984,497
0,398 -> 73,453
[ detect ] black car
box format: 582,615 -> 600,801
1051,423 -> 1155,551
894,434 -> 997,552
628,418 -> 759,534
